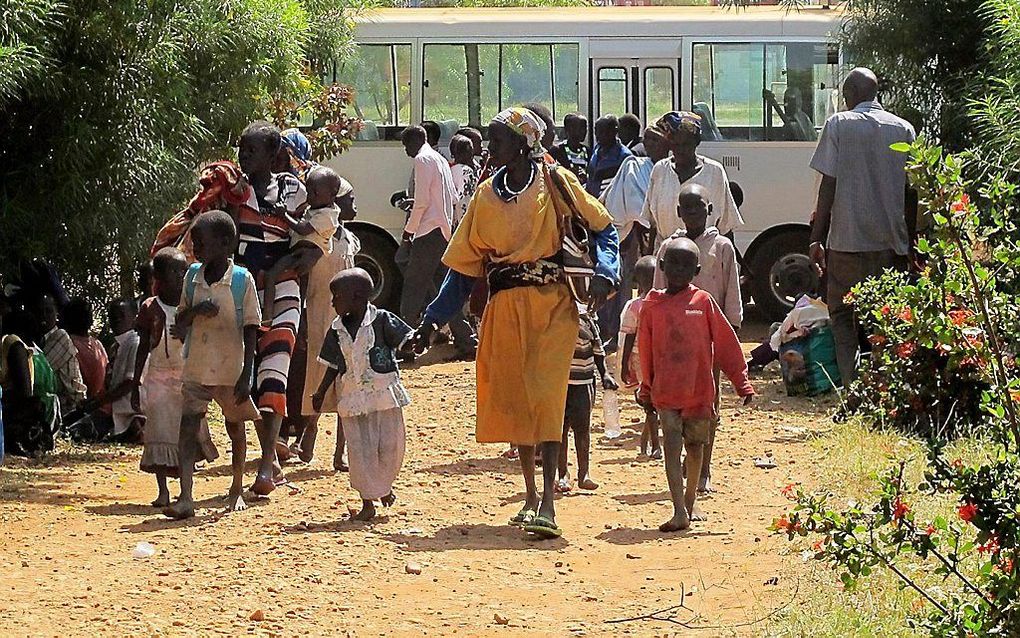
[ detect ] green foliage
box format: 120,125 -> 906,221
0,0 -> 355,306
841,0 -> 988,152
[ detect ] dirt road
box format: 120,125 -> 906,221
0,328 -> 836,636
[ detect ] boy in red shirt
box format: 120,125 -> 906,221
637,238 -> 754,532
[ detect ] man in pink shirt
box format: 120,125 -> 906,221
399,126 -> 475,357
638,238 -> 753,533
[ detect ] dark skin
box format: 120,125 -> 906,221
564,117 -> 588,148
400,128 -> 428,241
643,240 -> 753,533
620,257 -> 660,458
311,270 -> 393,522
164,222 -> 256,519
238,126 -> 293,496
810,67 -> 880,274
131,252 -> 188,507
78,301 -> 139,416
594,120 -> 618,151
0,302 -> 35,410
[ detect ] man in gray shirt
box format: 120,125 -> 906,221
809,67 -> 916,385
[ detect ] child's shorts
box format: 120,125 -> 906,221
182,382 -> 261,423
657,409 -> 712,446
564,382 -> 595,429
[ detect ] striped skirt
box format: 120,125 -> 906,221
256,275 -> 301,416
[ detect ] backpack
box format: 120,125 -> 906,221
543,163 -> 597,305
182,263 -> 251,357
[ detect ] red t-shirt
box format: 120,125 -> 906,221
70,334 -> 108,400
638,285 -> 753,418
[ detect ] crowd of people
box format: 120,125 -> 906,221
0,66 -> 915,538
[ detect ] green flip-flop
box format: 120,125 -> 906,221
523,515 -> 562,539
509,508 -> 536,527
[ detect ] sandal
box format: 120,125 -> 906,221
508,508 -> 536,527
523,515 -> 563,539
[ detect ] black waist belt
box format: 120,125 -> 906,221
486,256 -> 563,295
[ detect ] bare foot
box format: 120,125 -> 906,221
688,504 -> 708,522
650,448 -> 663,460
275,441 -> 293,463
555,477 -> 572,493
252,475 -> 276,496
225,493 -> 248,512
352,501 -> 376,521
163,500 -> 195,520
333,460 -> 349,472
577,476 -> 599,491
697,476 -> 715,495
381,492 -> 396,507
658,515 -> 690,533
151,492 -> 171,508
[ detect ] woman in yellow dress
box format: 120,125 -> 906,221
413,108 -> 619,538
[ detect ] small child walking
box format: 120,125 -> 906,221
638,238 -> 753,533
164,211 -> 262,520
653,183 -> 742,492
557,308 -> 616,492
619,255 -> 660,459
313,268 -> 411,522
132,248 -> 219,507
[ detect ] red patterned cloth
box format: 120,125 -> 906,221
150,161 -> 252,261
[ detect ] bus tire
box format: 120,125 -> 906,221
749,229 -> 819,321
352,229 -> 402,311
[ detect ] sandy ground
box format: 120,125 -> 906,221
0,323 -> 838,637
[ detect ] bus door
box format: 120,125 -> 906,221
589,41 -> 680,127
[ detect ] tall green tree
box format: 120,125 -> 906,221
0,0 -> 356,304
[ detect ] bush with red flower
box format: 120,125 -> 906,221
776,141 -> 1020,635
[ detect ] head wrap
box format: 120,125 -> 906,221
281,128 -> 311,162
492,107 -> 547,159
655,111 -> 703,142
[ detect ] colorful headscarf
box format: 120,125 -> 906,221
492,107 -> 547,159
281,128 -> 311,162
655,111 -> 703,142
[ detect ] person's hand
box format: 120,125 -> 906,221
635,389 -> 652,410
234,368 -> 253,404
602,375 -> 619,392
808,241 -> 826,277
742,394 -> 754,407
410,321 -> 436,355
311,390 -> 325,414
622,370 -> 637,387
195,299 -> 219,318
170,322 -> 188,341
587,277 -> 612,312
130,385 -> 142,414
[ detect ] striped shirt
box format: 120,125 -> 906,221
570,312 -> 605,385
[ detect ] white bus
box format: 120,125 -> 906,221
323,6 -> 845,319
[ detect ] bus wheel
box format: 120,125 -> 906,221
749,230 -> 819,321
352,230 -> 402,311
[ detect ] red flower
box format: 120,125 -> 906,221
951,194 -> 971,214
999,557 -> 1014,574
924,524 -> 936,536
949,309 -> 972,327
774,515 -> 791,532
958,501 -> 978,523
978,535 -> 1000,555
880,304 -> 891,317
896,342 -> 918,359
812,538 -> 826,552
781,483 -> 798,499
892,497 -> 910,522
898,307 -> 914,323
868,334 -> 887,348
951,458 -> 964,470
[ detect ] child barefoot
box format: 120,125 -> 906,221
620,255 -> 660,459
312,268 -> 411,522
132,248 -> 219,507
164,211 -> 262,519
653,183 -> 743,493
557,307 -> 616,492
261,165 -> 345,321
638,238 -> 753,532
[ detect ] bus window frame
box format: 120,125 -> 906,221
681,36 -> 840,146
642,65 -> 675,125
419,38 -> 585,131
330,40 -> 415,141
596,65 -> 628,119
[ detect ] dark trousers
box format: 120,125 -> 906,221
597,230 -> 640,351
826,249 -> 908,385
397,228 -> 474,350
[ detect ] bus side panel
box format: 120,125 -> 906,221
697,142 -> 817,254
324,144 -> 409,239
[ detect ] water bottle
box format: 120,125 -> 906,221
603,388 -> 621,439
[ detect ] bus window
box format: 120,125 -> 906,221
644,67 -> 674,124
692,42 -> 842,142
423,43 -> 580,129
335,44 -> 412,139
598,67 -> 627,118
